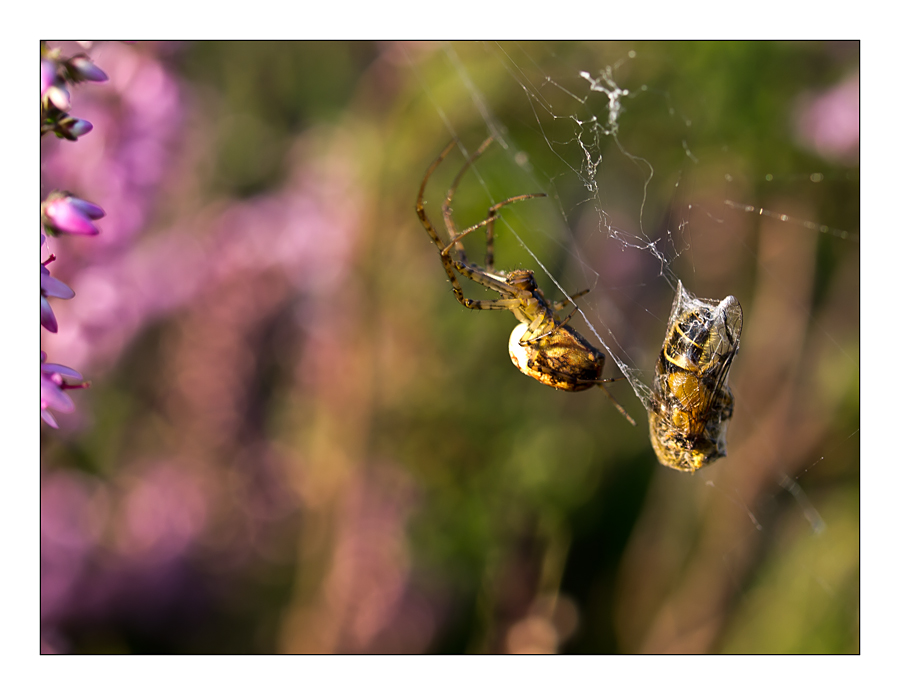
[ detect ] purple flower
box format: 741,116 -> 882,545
41,265 -> 75,334
41,267 -> 74,299
68,197 -> 105,219
52,116 -> 94,141
42,193 -> 105,236
67,55 -> 108,83
67,119 -> 93,137
41,352 -> 85,428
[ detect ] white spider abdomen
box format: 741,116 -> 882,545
508,322 -> 531,375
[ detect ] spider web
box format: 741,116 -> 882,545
406,41 -> 859,654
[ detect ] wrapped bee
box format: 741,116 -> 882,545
649,281 -> 743,473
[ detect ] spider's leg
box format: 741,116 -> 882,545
451,297 -> 521,311
553,306 -> 578,332
443,136 -> 494,263
572,372 -> 636,426
418,139 -> 457,217
417,138 -> 459,255
485,213 -> 496,273
528,289 -> 592,339
453,260 -> 518,300
597,383 -> 637,426
440,135 -> 546,270
447,193 -> 547,259
484,193 -> 547,271
419,239 -> 521,312
522,314 -> 571,344
417,140 -> 475,308
552,288 -> 590,313
518,306 -> 556,344
441,216 -> 494,257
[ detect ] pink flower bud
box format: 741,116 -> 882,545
42,194 -> 105,236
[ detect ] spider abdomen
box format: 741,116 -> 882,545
508,322 -> 605,392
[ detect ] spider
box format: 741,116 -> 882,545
416,136 -> 634,425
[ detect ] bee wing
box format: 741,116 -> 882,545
718,295 -> 743,348
668,280 -> 689,330
702,296 -> 742,366
702,297 -> 742,417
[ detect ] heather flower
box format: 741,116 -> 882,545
66,55 -> 108,83
41,42 -> 183,247
40,44 -> 106,433
42,193 -> 105,236
41,261 -> 75,333
41,352 -> 85,428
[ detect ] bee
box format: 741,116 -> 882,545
649,281 -> 743,473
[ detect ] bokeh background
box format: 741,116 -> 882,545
40,41 -> 859,654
